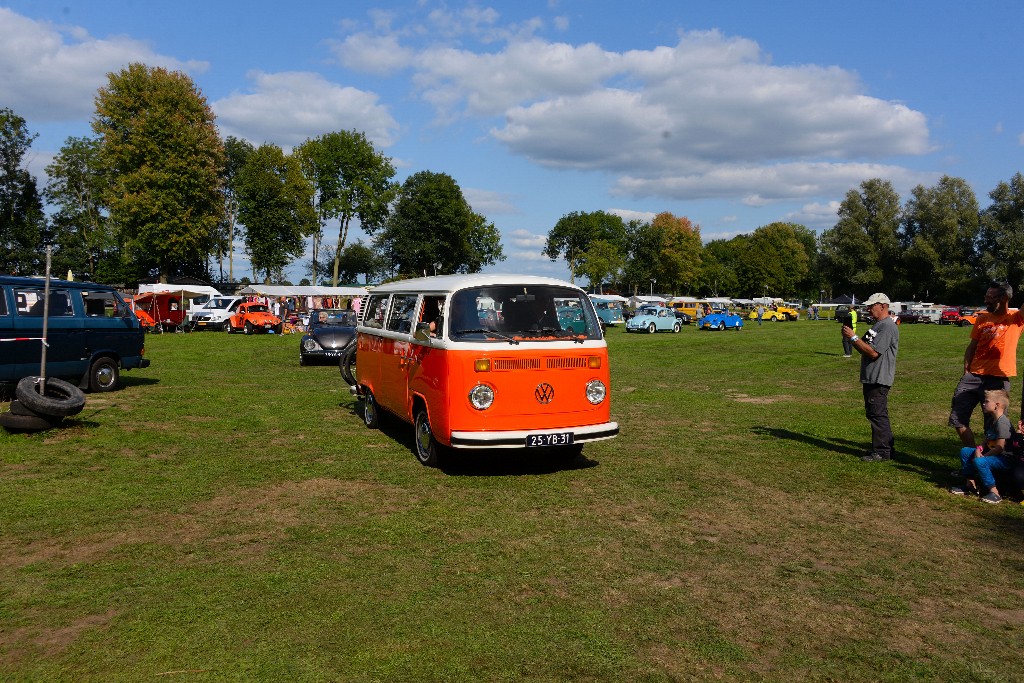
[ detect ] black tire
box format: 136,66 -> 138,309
16,376 -> 86,417
244,321 -> 253,335
1,411 -> 61,432
772,315 -> 780,322
274,323 -> 283,334
9,399 -> 62,423
718,322 -> 725,331
647,322 -> 656,334
414,408 -> 442,467
362,389 -> 380,429
88,357 -> 120,393
339,342 -> 358,386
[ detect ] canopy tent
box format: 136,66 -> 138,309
237,285 -> 368,298
589,294 -> 629,302
138,283 -> 221,299
629,295 -> 668,306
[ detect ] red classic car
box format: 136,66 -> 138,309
226,302 -> 283,334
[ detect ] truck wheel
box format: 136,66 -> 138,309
89,357 -> 120,393
414,408 -> 442,467
362,389 -> 380,429
16,377 -> 86,417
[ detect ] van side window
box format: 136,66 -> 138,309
16,289 -> 73,316
386,295 -> 419,334
80,290 -> 128,317
363,294 -> 389,328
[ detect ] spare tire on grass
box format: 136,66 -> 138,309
0,410 -> 62,432
16,376 -> 86,417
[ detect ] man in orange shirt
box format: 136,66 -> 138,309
949,281 -> 1024,446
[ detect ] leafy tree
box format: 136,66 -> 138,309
579,239 -> 625,293
295,130 -> 397,286
652,212 -> 702,293
0,108 -> 46,275
901,176 -> 980,302
544,210 -> 628,283
235,144 -> 317,283
697,239 -> 741,296
44,136 -> 112,279
337,240 -> 384,284
372,171 -> 504,276
818,179 -> 902,297
92,63 -> 224,283
734,222 -> 810,297
622,219 -> 662,294
978,172 -> 1024,298
220,136 -> 254,283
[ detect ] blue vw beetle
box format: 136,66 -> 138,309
626,305 -> 682,334
700,311 -> 744,331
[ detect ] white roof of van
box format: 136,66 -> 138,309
367,273 -> 580,293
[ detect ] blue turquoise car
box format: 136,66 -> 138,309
590,296 -> 626,327
626,305 -> 681,333
700,311 -> 744,331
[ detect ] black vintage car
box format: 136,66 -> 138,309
299,309 -> 357,366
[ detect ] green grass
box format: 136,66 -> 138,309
2,321 -> 1023,682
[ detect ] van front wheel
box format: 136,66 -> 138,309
89,357 -> 119,392
414,409 -> 442,467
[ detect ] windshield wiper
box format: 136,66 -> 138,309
454,328 -> 520,344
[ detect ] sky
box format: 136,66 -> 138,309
2,0 -> 1022,286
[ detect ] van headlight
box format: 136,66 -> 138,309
302,338 -> 322,352
469,383 -> 495,410
585,379 -> 607,405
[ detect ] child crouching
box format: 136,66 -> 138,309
951,388 -> 1014,504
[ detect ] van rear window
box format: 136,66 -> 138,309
80,290 -> 129,318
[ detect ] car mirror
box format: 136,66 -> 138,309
414,321 -> 432,342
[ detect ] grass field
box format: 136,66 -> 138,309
2,320 -> 1023,682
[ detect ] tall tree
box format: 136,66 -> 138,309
696,238 -> 741,296
579,239 -> 625,293
44,136 -> 110,278
819,179 -> 902,297
235,144 -> 317,283
220,136 -> 254,283
978,172 -> 1024,298
652,212 -> 702,293
0,108 -> 46,275
734,222 -> 810,297
901,175 -> 980,302
544,210 -> 628,283
295,130 -> 397,286
92,63 -> 224,283
623,219 -> 662,295
372,171 -> 504,277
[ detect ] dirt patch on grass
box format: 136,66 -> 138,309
0,478 -> 417,570
0,608 -> 119,664
728,392 -> 793,404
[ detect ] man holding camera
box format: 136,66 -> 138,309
842,293 -> 899,462
949,281 -> 1024,447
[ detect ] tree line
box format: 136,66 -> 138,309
545,174 -> 1024,304
0,63 -> 504,286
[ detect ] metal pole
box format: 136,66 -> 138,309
39,246 -> 52,392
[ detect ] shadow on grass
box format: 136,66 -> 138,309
346,398 -> 599,477
752,425 -> 956,487
119,375 -> 161,388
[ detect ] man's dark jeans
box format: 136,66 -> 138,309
863,383 -> 894,458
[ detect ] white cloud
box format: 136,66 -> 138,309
607,208 -> 657,224
506,228 -> 547,249
331,33 -> 415,75
784,201 -> 842,230
213,71 -> 399,149
463,187 -> 518,215
0,8 -> 206,122
612,162 -> 937,203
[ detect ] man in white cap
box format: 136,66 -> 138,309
842,293 -> 899,462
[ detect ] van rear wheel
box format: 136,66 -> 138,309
89,357 -> 119,392
414,409 -> 442,467
362,389 -> 379,429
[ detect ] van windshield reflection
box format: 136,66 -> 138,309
448,285 -> 601,342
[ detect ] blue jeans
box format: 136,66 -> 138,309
972,453 -> 1015,490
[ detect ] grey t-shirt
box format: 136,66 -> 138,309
861,316 -> 899,386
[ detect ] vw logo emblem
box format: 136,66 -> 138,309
535,383 -> 555,404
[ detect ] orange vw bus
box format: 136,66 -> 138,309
353,274 -> 619,466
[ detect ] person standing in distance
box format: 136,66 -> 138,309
842,293 -> 899,462
949,281 -> 1024,447
841,305 -> 858,357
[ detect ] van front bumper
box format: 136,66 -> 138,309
449,422 -> 619,449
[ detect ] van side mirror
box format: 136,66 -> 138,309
414,321 -> 432,342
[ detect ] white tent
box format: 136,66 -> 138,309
629,295 -> 668,307
589,294 -> 629,302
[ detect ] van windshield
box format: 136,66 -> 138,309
449,285 -> 602,341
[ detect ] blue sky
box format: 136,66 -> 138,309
2,0 -> 1022,285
